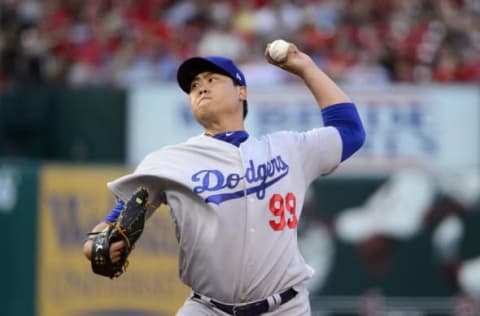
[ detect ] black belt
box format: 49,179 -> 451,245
193,288 -> 297,316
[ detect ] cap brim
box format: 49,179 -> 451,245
177,57 -> 232,93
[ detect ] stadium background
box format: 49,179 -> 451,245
0,1 -> 479,315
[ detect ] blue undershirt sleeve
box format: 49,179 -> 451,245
103,200 -> 125,223
321,102 -> 366,161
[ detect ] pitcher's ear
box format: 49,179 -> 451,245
238,86 -> 247,101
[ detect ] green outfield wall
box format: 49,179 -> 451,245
0,160 -> 38,316
0,87 -> 126,163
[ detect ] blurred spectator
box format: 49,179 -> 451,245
0,0 -> 479,90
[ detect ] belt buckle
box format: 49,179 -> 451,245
232,301 -> 262,316
232,304 -> 246,316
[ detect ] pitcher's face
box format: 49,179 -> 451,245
189,72 -> 246,128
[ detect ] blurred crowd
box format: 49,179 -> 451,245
0,0 -> 479,90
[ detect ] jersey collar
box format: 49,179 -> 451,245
210,130 -> 249,147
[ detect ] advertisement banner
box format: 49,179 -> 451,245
128,84 -> 479,173
37,165 -> 189,316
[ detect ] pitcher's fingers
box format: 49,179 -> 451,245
111,252 -> 122,263
111,240 -> 125,251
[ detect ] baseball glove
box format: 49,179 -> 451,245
89,187 -> 149,278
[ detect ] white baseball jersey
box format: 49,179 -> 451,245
108,127 -> 342,304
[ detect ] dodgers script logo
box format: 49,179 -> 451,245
191,156 -> 289,204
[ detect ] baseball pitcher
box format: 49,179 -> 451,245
83,40 -> 366,315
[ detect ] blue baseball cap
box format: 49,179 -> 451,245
177,56 -> 247,93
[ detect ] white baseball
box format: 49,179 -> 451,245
268,39 -> 290,63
